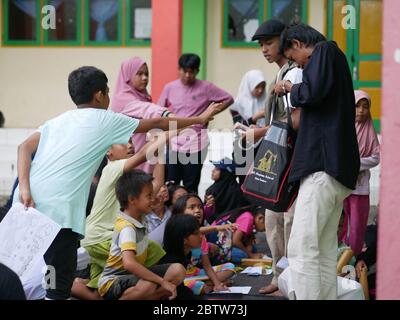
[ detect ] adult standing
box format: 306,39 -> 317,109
275,23 -> 360,300
249,19 -> 303,295
158,54 -> 234,193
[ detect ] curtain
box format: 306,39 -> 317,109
89,0 -> 119,41
12,0 -> 63,18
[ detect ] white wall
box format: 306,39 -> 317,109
0,48 -> 151,128
0,128 -> 35,196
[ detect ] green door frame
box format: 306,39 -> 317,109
327,0 -> 382,131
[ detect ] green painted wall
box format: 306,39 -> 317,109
182,0 -> 207,79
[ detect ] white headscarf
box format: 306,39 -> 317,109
230,70 -> 267,125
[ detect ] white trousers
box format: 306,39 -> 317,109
287,172 -> 352,300
278,268 -> 365,300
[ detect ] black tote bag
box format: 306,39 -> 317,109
241,95 -> 299,212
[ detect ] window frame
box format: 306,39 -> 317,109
222,0 -> 265,48
84,0 -> 123,47
125,0 -> 151,47
266,0 -> 308,25
43,0 -> 82,46
3,0 -> 42,46
2,0 -> 152,47
222,0 -> 309,48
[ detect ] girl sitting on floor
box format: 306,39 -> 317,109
170,194 -> 236,295
209,206 -> 266,263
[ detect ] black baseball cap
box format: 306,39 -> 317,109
252,19 -> 286,41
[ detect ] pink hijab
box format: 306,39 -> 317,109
111,56 -> 152,112
354,90 -> 380,157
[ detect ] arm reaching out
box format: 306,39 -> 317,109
17,132 -> 40,208
134,102 -> 223,133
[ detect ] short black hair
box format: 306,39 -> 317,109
163,214 -> 200,262
178,53 -> 200,70
279,23 -> 326,54
115,170 -> 153,210
68,66 -> 108,105
171,193 -> 203,216
165,183 -> 188,207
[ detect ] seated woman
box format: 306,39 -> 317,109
171,194 -> 236,295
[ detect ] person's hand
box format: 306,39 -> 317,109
273,80 -> 292,96
205,194 -> 215,208
216,223 -> 239,233
252,110 -> 265,122
213,282 -> 229,292
356,260 -> 368,279
157,185 -> 169,203
19,187 -> 35,209
241,128 -> 260,145
199,102 -> 224,125
160,279 -> 177,300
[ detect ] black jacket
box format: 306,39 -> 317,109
289,41 -> 360,189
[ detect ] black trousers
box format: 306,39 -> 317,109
43,228 -> 79,300
166,148 -> 208,194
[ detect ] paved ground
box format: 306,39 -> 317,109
200,231 -> 286,301
203,273 -> 286,300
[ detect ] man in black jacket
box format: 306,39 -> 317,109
274,23 -> 360,300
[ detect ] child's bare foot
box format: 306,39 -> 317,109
259,284 -> 279,294
270,289 -> 284,297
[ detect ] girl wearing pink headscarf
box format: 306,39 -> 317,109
340,90 -> 380,255
111,57 -> 175,173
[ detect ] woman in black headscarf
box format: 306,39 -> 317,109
204,158 -> 248,223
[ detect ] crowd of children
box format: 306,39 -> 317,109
0,20 -> 380,301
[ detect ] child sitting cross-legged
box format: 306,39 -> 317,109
73,137 -> 166,300
98,170 -> 186,300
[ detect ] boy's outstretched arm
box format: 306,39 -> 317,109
134,102 -> 223,133
17,132 -> 40,208
152,163 -> 165,196
123,134 -> 167,173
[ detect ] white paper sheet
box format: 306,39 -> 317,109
0,203 -> 61,282
276,256 -> 289,270
241,266 -> 262,275
215,287 -> 252,294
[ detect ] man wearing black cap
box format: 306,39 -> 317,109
249,19 -> 303,295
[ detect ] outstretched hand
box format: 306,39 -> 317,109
199,102 -> 224,125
